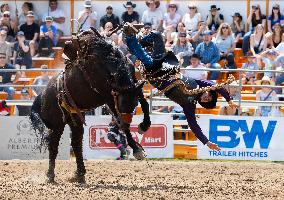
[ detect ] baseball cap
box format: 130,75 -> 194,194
144,22 -> 152,28
202,30 -> 213,36
26,11 -> 34,17
45,16 -> 53,22
21,89 -> 29,95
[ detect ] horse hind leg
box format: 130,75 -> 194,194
47,129 -> 63,183
69,121 -> 86,184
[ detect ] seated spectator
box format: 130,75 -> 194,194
182,3 -> 202,33
242,4 -> 266,55
250,24 -> 267,56
241,53 -> 258,85
230,12 -> 245,37
99,5 -> 120,32
227,81 -> 241,100
14,88 -> 32,116
256,76 -> 279,116
182,54 -> 207,80
0,52 -> 21,100
0,11 -> 17,38
0,25 -> 15,43
206,5 -> 224,33
170,22 -> 186,44
37,16 -> 56,57
259,49 -> 278,79
42,0 -> 65,41
274,53 -> 284,93
100,22 -> 118,45
214,23 -> 237,69
267,4 -> 284,33
191,20 -> 208,49
195,30 -> 221,80
142,0 -> 163,31
32,65 -> 50,96
172,32 -> 193,66
13,31 -> 32,75
121,1 -> 140,24
19,11 -> 40,56
163,2 -> 181,47
18,2 -> 39,27
0,28 -> 12,62
77,0 -> 97,31
0,100 -> 9,116
266,23 -> 284,48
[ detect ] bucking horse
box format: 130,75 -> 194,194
30,28 -> 150,183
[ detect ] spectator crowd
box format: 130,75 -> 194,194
0,0 -> 284,117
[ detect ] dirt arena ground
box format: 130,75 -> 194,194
0,160 -> 283,200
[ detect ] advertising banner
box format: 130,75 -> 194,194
0,116 -> 70,160
83,115 -> 173,159
197,115 -> 284,161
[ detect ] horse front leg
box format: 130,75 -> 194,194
47,129 -> 63,183
124,129 -> 146,160
69,121 -> 86,184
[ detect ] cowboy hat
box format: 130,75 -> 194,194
210,5 -> 220,11
146,0 -> 160,8
124,1 -> 136,8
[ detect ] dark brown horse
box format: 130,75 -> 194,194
30,30 -> 147,183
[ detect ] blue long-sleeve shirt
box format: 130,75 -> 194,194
183,79 -> 231,145
195,41 -> 220,65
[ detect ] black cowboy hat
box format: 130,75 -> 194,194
232,12 -> 242,21
146,0 -> 160,8
124,1 -> 136,8
198,90 -> 218,109
210,5 -> 220,11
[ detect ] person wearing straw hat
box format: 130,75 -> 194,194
77,0 -> 97,31
142,0 -> 163,31
121,1 -> 140,24
256,76 -> 279,116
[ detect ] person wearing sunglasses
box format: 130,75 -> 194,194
0,11 -> 17,38
142,0 -> 163,31
77,0 -> 97,31
0,29 -> 12,62
214,23 -> 238,69
163,2 -> 181,47
267,4 -> 284,33
206,5 -> 224,33
182,4 -> 201,33
0,52 -> 21,100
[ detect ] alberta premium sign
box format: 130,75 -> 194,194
0,116 -> 70,160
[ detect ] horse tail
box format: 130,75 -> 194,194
30,94 -> 48,152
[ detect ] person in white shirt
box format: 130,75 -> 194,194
77,0 -> 97,31
182,54 -> 208,80
142,0 -> 163,31
42,0 -> 65,40
163,2 -> 181,47
182,3 -> 202,33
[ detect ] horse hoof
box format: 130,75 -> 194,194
133,150 -> 147,160
138,124 -> 145,135
69,174 -> 86,184
46,177 -> 55,184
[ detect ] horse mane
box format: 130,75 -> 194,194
77,33 -> 135,91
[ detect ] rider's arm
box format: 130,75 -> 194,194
183,104 -> 209,145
